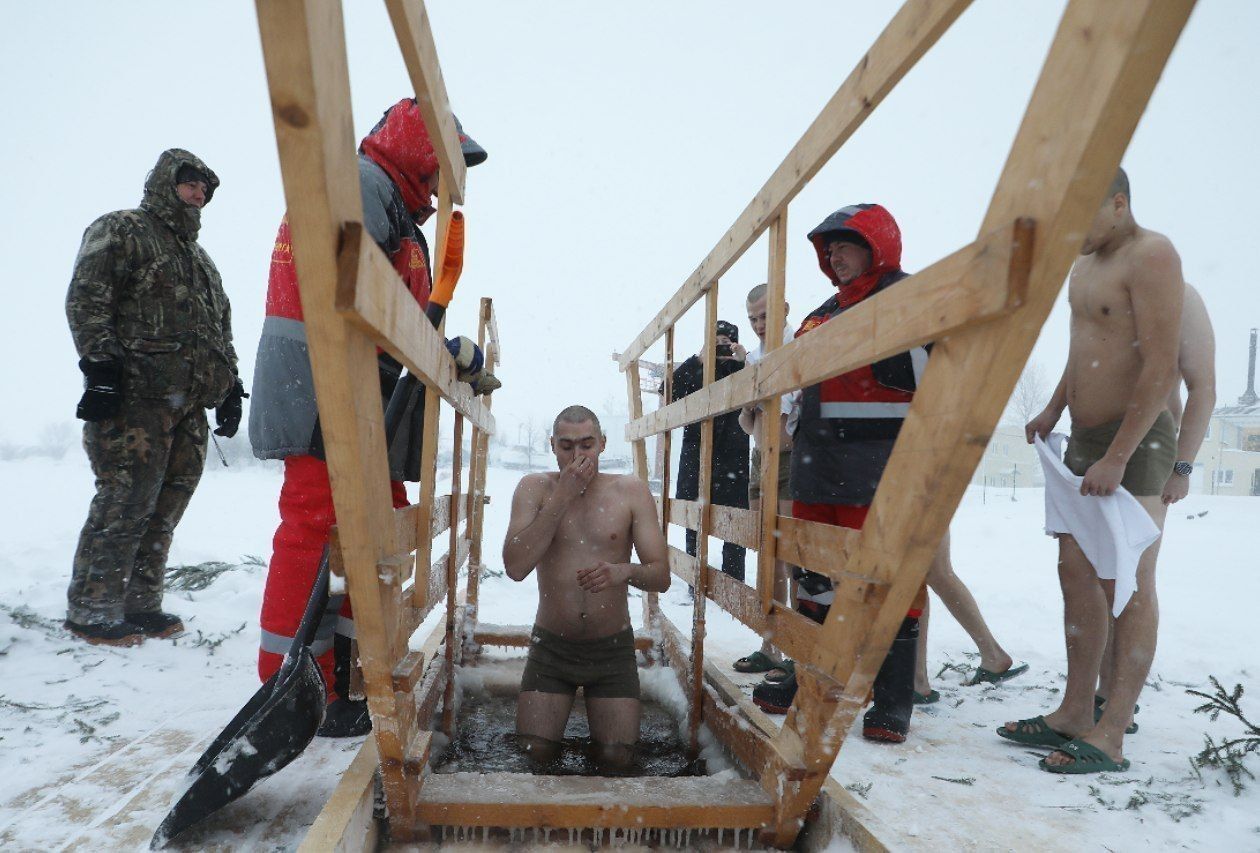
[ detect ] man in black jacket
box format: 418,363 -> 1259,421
671,321 -> 750,581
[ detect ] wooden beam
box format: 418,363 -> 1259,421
412,653 -> 449,730
254,0 -> 418,828
626,361 -> 651,480
441,414 -> 464,736
667,545 -> 698,586
665,546 -> 841,676
769,1 -> 1196,844
667,499 -> 759,550
617,0 -> 973,369
758,213 -> 789,615
687,284 -> 719,757
416,774 -> 774,829
465,297 -> 496,613
666,501 -> 869,589
298,737 -> 381,853
335,222 -> 493,432
655,612 -> 807,790
381,0 -> 467,203
659,326 -> 675,539
411,385 -> 442,610
626,218 -> 1033,440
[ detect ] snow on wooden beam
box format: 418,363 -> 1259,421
617,0 -> 973,369
416,774 -> 775,829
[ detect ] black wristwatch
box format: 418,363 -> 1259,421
1173,460 -> 1193,477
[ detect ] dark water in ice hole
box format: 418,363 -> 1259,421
435,694 -> 696,777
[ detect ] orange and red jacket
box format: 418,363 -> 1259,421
789,204 -> 929,505
249,100 -> 436,477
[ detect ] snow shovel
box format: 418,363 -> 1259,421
151,212 -> 468,848
151,552 -> 332,847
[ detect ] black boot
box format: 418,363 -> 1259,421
123,611 -> 185,638
316,698 -> 372,738
752,672 -> 798,715
64,619 -> 144,647
862,616 -> 919,743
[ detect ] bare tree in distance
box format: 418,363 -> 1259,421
1007,361 -> 1049,428
520,416 -> 547,471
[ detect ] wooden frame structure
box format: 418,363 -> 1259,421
254,0 -> 500,841
255,0 -> 1193,846
619,0 -> 1193,846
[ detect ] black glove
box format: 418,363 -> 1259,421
76,359 -> 122,422
214,379 -> 248,438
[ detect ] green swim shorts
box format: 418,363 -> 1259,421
1064,409 -> 1176,497
520,625 -> 640,699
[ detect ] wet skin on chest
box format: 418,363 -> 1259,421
534,474 -> 636,639
1066,250 -> 1144,427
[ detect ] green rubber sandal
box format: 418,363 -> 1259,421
996,715 -> 1071,748
1039,738 -> 1130,774
913,689 -> 940,705
733,651 -> 777,673
761,659 -> 796,685
1094,695 -> 1139,734
966,662 -> 1029,686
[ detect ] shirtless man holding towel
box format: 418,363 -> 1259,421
1004,168 -> 1185,774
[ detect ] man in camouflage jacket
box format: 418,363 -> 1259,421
65,148 -> 243,646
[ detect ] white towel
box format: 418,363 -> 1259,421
1034,433 -> 1161,617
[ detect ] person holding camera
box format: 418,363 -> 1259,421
670,320 -> 750,582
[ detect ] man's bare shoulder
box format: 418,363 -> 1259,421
604,472 -> 649,493
515,472 -> 558,494
1127,228 -> 1182,274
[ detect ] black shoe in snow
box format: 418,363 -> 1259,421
123,611 -> 185,639
752,672 -> 798,715
317,698 -> 373,738
64,619 -> 145,647
862,616 -> 919,743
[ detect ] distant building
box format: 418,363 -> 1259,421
971,423 -> 1043,491
1193,328 -> 1260,496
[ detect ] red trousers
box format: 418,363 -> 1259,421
792,500 -> 926,618
258,455 -> 408,700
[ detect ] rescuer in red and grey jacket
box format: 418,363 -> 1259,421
753,204 -> 928,744
248,99 -> 489,737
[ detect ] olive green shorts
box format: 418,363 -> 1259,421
520,625 -> 640,699
749,447 -> 793,503
1064,410 -> 1176,497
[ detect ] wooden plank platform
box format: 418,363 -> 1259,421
417,773 -> 774,829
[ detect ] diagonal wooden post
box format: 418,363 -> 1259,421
255,0 -> 420,831
765,1 -> 1195,842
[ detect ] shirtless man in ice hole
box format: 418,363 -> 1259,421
503,405 -> 670,772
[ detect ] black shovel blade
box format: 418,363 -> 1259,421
150,648 -> 326,848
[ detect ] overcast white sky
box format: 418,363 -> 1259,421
2,2 -> 1257,451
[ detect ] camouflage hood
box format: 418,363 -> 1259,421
140,149 -> 219,241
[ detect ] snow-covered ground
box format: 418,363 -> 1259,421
0,453 -> 1257,850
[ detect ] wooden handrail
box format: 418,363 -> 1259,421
617,0 -> 972,369
626,218 -> 1033,440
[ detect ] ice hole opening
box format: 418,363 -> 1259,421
431,653 -> 706,778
